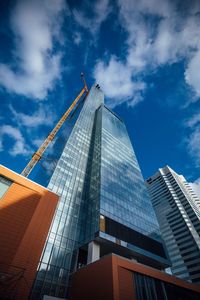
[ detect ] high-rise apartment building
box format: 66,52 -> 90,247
31,85 -> 169,299
146,166 -> 200,284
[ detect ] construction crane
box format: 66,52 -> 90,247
21,73 -> 89,178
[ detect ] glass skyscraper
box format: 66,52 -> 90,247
31,85 -> 169,299
146,166 -> 200,283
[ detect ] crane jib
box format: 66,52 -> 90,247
21,75 -> 88,178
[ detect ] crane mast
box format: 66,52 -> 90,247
21,74 -> 88,178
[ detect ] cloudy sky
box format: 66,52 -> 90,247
0,0 -> 200,195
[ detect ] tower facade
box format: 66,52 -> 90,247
31,85 -> 169,299
146,166 -> 200,284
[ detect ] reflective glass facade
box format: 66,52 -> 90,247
134,272 -> 200,300
100,105 -> 159,235
0,175 -> 12,198
31,86 -> 169,299
31,86 -> 104,299
84,105 -> 168,265
84,104 -> 161,237
33,96 -> 85,187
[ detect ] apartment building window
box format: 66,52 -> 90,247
0,175 -> 12,198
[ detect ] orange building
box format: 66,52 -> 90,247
0,165 -> 59,300
69,254 -> 200,300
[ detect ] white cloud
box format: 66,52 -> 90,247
32,137 -> 46,148
185,110 -> 200,166
185,51 -> 200,99
73,32 -> 82,45
190,178 -> 200,199
94,0 -> 200,107
121,0 -> 200,91
0,0 -> 67,99
0,140 -> 3,152
73,0 -> 111,36
117,0 -> 177,65
4,103 -> 57,158
9,104 -> 54,128
187,127 -> 200,165
0,125 -> 31,156
94,56 -> 146,107
185,113 -> 200,128
118,0 -> 172,19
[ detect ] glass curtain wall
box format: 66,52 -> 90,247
85,105 -> 161,240
100,105 -> 160,237
30,85 -> 104,299
83,105 -> 167,265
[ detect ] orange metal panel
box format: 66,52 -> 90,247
0,165 -> 59,300
69,254 -> 200,300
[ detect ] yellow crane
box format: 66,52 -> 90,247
21,73 -> 89,178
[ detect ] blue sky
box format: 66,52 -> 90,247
0,0 -> 200,195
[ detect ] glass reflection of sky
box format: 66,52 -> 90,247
31,85 -> 104,299
99,105 -> 161,237
31,90 -> 163,300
